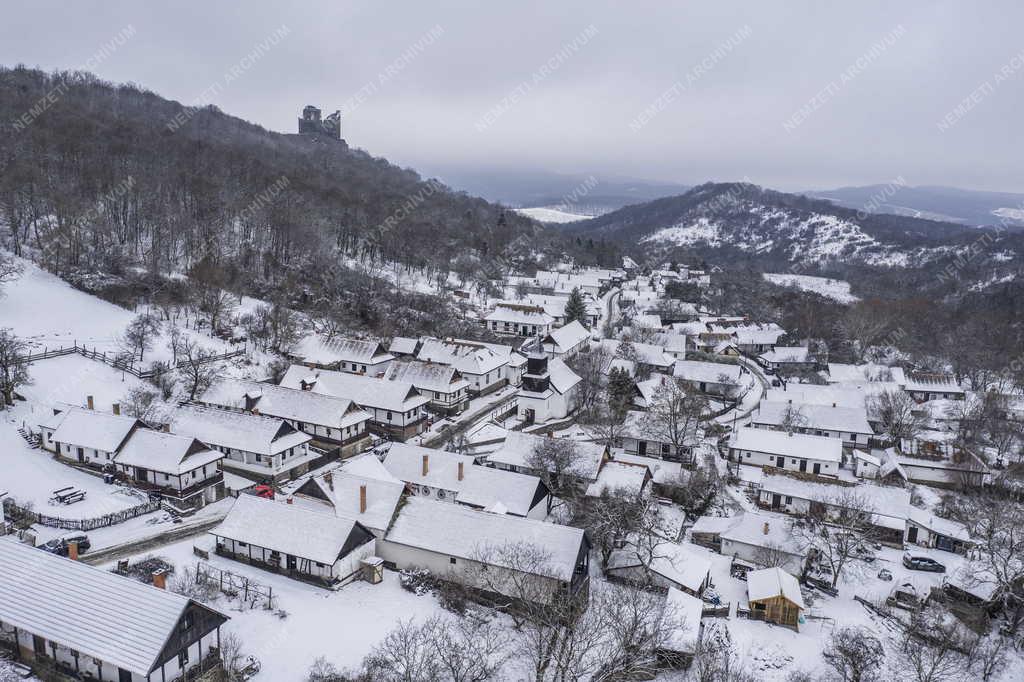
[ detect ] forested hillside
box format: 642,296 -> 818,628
0,66 -> 619,333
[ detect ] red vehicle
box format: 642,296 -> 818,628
252,485 -> 275,500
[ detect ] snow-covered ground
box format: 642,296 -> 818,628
514,206 -> 592,223
0,405 -> 148,520
762,272 -> 859,304
105,535 -> 449,681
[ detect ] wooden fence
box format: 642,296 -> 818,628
15,343 -> 245,379
2,497 -> 161,531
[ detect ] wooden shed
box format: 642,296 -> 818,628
746,567 -> 805,630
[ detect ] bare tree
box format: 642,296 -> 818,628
219,632 -> 251,682
122,386 -> 161,424
899,607 -> 972,682
526,438 -> 588,514
778,403 -> 808,434
868,389 -> 926,446
823,626 -> 884,682
121,312 -> 162,362
963,496 -> 1024,632
791,488 -> 879,587
0,251 -> 24,291
641,377 -> 707,457
267,302 -> 303,353
753,542 -> 797,571
0,328 -> 31,408
177,337 -> 224,400
198,287 -> 237,333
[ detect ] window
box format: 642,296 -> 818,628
178,649 -> 189,666
387,411 -> 393,420
449,557 -> 457,565
786,496 -> 793,504
180,613 -> 194,632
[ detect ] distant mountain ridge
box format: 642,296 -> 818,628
562,182 -> 1024,272
809,184 -> 1024,228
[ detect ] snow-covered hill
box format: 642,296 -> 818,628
515,206 -> 592,223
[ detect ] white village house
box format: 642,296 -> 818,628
0,540 -> 229,682
168,404 -> 315,484
43,406 -> 142,466
211,494 -> 377,585
382,443 -> 551,518
417,337 -> 513,395
487,432 -> 608,487
484,303 -> 555,337
729,427 -> 843,478
673,360 -> 743,398
384,359 -> 471,415
279,365 -> 430,441
711,512 -> 808,575
378,497 -> 591,605
607,541 -> 712,597
293,454 -> 406,537
291,336 -> 394,376
536,320 -> 591,359
750,400 -> 875,451
198,377 -> 373,455
114,429 -> 225,512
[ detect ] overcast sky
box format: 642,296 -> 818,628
3,1 -> 1022,193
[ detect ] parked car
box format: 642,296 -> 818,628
902,553 -> 946,573
39,534 -> 91,556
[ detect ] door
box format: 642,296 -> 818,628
135,466 -> 148,482
907,526 -> 918,544
286,554 -> 297,571
76,447 -> 84,463
771,493 -> 782,510
119,669 -> 133,682
799,460 -> 807,473
812,462 -> 821,475
638,441 -> 647,456
32,635 -> 46,656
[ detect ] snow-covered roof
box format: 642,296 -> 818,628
385,497 -> 586,581
383,443 -> 545,517
212,495 -> 369,565
827,363 -> 907,386
730,326 -> 786,346
663,587 -> 704,655
613,452 -> 684,485
690,515 -> 740,535
730,426 -> 843,463
764,384 -> 870,409
487,432 -> 605,481
116,429 -> 223,475
608,541 -> 711,594
758,474 -> 911,520
601,339 -> 674,368
49,408 -> 140,453
907,507 -> 971,542
200,377 -> 370,429
484,303 -> 554,325
759,346 -> 811,364
417,337 -> 508,375
0,538 -> 226,676
543,320 -> 591,351
280,365 -> 429,413
747,567 -> 805,609
585,460 -> 650,497
752,401 -> 873,435
904,372 -> 965,394
388,336 -> 420,355
293,335 -> 393,367
719,512 -> 806,557
384,360 -> 470,394
169,404 -> 310,456
673,360 -> 742,385
650,332 -> 689,354
548,357 -> 582,394
297,466 -> 405,536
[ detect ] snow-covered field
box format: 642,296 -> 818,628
107,535 -> 449,681
0,406 -> 147,520
515,206 -> 592,223
762,272 -> 859,304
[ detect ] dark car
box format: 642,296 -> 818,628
39,534 -> 91,556
902,553 -> 945,573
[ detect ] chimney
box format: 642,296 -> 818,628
286,496 -> 294,505
112,403 -> 120,416
359,484 -> 367,513
152,569 -> 167,589
86,395 -> 94,410
324,471 -> 333,491
458,462 -> 464,481
422,454 -> 429,477
67,540 -> 79,561
762,521 -> 770,535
